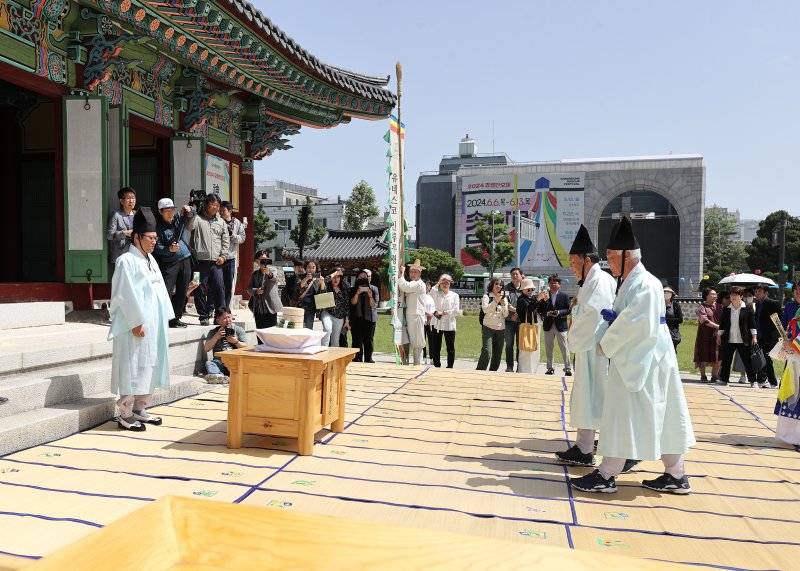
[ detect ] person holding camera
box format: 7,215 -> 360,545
247,250 -> 282,332
186,194 -> 230,326
153,198 -> 195,328
282,259 -> 305,307
321,267 -> 350,347
349,269 -> 378,362
219,201 -> 246,309
477,278 -> 508,371
202,306 -> 247,383
293,260 -> 326,329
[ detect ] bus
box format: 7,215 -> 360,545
451,272 -> 545,297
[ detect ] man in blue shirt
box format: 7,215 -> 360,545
783,283 -> 800,328
153,198 -> 195,328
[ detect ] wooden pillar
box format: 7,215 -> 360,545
237,157 -> 255,296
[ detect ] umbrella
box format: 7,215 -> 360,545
718,273 -> 777,286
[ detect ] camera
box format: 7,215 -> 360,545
259,258 -> 273,267
188,189 -> 206,209
225,327 -> 235,337
313,272 -> 321,279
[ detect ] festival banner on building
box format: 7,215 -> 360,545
459,173 -> 585,271
205,154 -> 231,202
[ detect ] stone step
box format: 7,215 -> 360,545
0,375 -> 214,456
0,302 -> 65,331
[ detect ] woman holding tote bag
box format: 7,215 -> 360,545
515,279 -> 541,374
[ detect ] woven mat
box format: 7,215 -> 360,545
2,365 -> 799,570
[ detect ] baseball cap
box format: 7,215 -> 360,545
157,198 -> 175,210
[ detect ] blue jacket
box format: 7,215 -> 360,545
154,212 -> 193,266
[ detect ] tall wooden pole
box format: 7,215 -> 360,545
396,62 -> 404,265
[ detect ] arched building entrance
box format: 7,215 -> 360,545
599,190 -> 681,289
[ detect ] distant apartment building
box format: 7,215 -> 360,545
253,180 -> 345,260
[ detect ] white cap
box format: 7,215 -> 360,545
157,198 -> 175,210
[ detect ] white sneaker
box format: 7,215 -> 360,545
205,374 -> 226,384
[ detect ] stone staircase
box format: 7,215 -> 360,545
0,303 -> 255,456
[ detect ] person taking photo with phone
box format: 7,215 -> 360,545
247,250 -> 282,332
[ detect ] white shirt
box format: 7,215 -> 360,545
398,276 -> 427,315
424,294 -> 435,316
723,303 -> 756,344
432,289 -> 461,331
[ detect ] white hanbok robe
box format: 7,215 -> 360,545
567,263 -> 616,430
598,263 -> 695,460
108,247 -> 174,396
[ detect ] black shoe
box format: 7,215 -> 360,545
555,445 -> 595,466
570,469 -> 617,493
621,459 -> 641,474
200,318 -> 209,326
564,370 -> 572,376
133,410 -> 163,426
0,396 -> 8,404
365,360 -> 376,363
169,319 -> 187,328
545,369 -> 555,375
118,417 -> 146,432
174,319 -> 188,328
642,473 -> 691,494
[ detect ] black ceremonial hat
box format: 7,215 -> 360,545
607,216 -> 639,250
132,206 -> 157,235
569,225 -> 596,255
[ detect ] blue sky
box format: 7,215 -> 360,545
251,1 -> 798,224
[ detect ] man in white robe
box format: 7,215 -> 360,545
109,206 -> 174,431
570,217 -> 695,494
398,259 -> 428,365
555,225 -> 617,467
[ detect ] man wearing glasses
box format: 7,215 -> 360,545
108,206 -> 173,432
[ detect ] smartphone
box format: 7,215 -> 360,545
313,272 -> 321,279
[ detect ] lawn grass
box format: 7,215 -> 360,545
370,314 -> 779,375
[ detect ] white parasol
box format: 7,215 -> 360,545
718,273 -> 777,286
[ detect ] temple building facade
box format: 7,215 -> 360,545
0,0 -> 394,307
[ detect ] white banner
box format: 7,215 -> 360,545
205,154 -> 231,201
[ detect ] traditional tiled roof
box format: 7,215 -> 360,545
283,226 -> 389,262
220,0 -> 395,106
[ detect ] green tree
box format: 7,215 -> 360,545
703,206 -> 748,279
253,199 -> 277,248
746,210 -> 800,285
378,247 -> 464,288
343,180 -> 380,230
463,212 -> 514,273
289,197 -> 327,252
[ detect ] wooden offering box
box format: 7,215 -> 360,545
219,347 -> 359,455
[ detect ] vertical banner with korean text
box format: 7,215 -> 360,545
386,115 -> 407,361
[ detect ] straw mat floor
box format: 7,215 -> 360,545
1,364 -> 798,570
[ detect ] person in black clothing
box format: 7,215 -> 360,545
754,284 -> 781,388
717,286 -> 759,387
536,275 -> 572,376
153,198 -> 195,328
349,270 -> 377,362
247,250 -> 282,333
282,259 -> 304,307
293,260 -> 325,329
663,286 -> 683,351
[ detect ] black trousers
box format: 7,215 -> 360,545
195,260 -> 225,321
221,258 -> 236,309
430,329 -> 456,368
160,257 -> 191,321
423,323 -> 433,358
351,317 -> 374,362
254,312 -> 277,343
756,340 -> 779,386
720,342 -> 757,384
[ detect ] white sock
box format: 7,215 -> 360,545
575,429 -> 596,455
661,454 -> 685,479
598,457 -> 626,480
